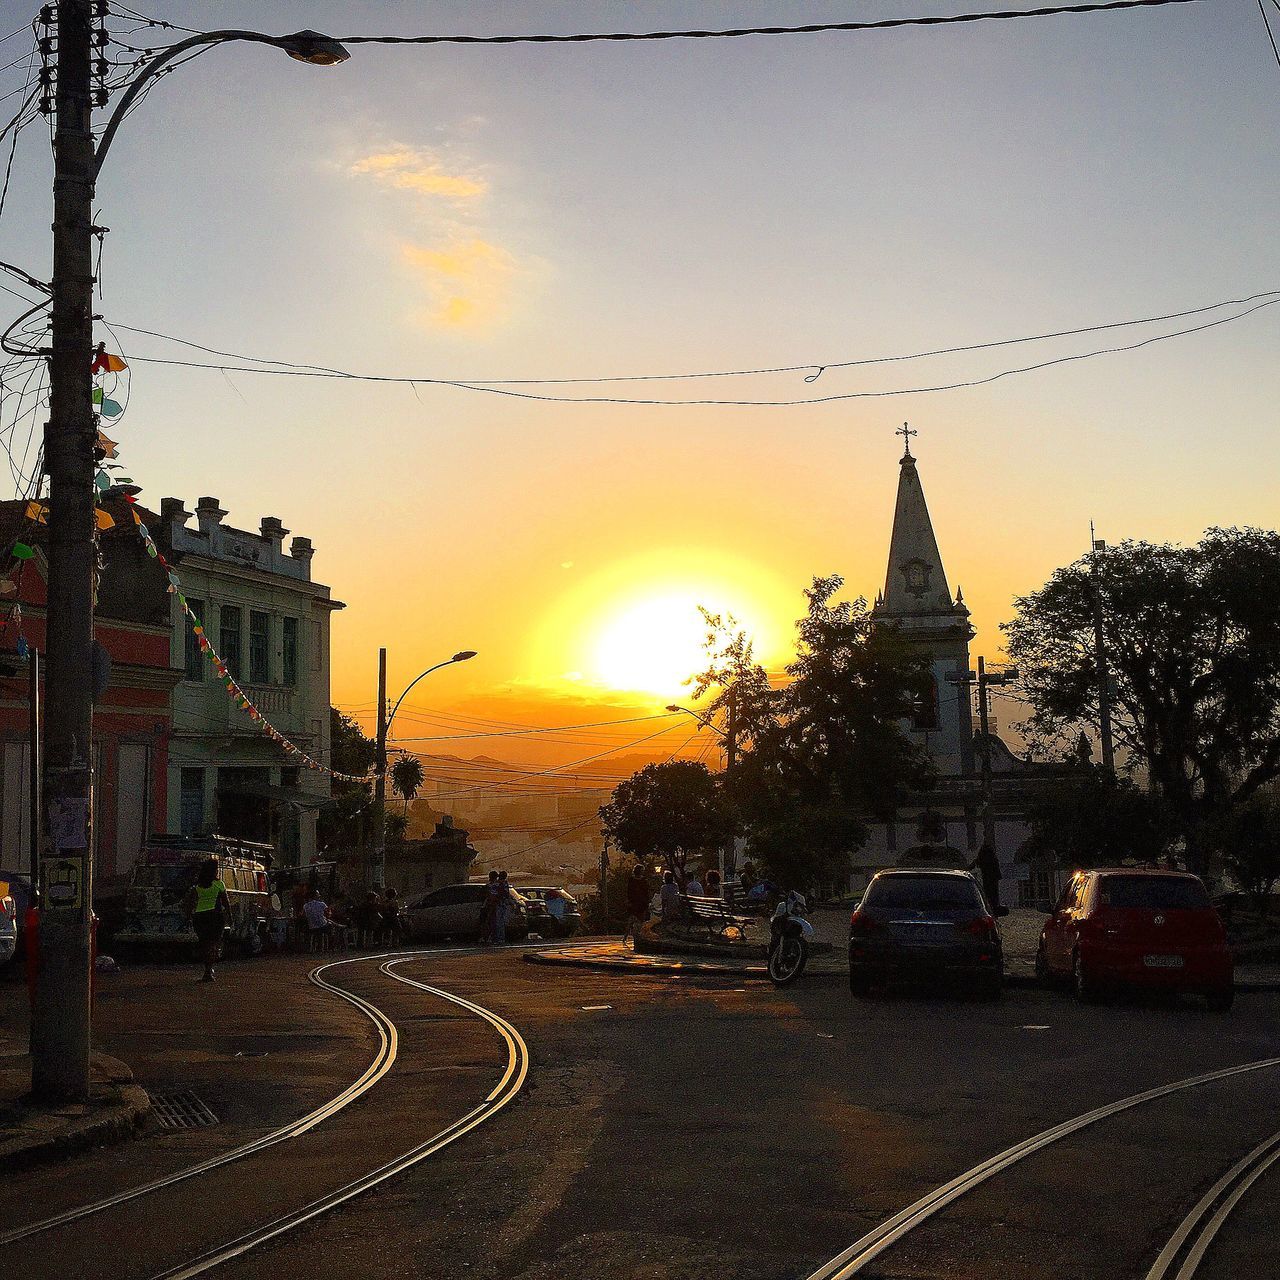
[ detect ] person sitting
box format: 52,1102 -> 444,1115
659,871 -> 682,928
302,888 -> 332,951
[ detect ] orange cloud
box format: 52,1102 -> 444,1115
350,146 -> 486,201
401,237 -> 521,330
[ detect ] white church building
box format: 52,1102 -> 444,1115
851,435 -> 1056,907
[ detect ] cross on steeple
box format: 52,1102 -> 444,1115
897,421 -> 917,459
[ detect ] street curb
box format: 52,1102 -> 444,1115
522,948 -> 844,981
0,1052 -> 151,1173
524,949 -> 1280,995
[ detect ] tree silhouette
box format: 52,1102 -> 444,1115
599,760 -> 732,881
391,755 -> 426,815
1005,528 -> 1280,872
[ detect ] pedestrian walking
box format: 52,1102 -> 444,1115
623,863 -> 651,947
184,857 -> 229,983
479,870 -> 500,943
380,886 -> 403,944
356,890 -> 383,948
970,843 -> 1002,913
494,870 -> 513,944
303,888 -> 332,951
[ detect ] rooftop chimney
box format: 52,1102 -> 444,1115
260,516 -> 289,545
160,497 -> 191,532
195,496 -> 227,536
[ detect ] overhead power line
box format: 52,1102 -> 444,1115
114,293 -> 1280,408
112,289 -> 1280,389
335,0 -> 1200,47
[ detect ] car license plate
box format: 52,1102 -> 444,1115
1143,954 -> 1184,968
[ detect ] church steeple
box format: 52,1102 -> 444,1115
877,426 -> 959,618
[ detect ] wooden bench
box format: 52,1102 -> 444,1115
683,893 -> 756,941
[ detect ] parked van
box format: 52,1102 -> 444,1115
115,834 -> 276,957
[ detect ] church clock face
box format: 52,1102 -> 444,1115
900,557 -> 932,598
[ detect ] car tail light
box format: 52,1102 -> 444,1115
965,915 -> 996,939
0,895 -> 12,922
849,911 -> 883,934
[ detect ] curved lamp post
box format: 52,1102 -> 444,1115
665,703 -> 724,737
373,650 -> 478,886
35,9 -> 349,1103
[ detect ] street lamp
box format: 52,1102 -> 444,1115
32,5 -> 349,1103
665,703 -> 724,736
373,650 -> 478,887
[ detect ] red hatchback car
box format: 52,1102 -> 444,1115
1037,868 -> 1234,1010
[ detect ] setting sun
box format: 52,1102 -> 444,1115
529,549 -> 792,702
591,593 -> 719,698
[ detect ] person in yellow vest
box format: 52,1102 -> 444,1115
184,858 -> 230,983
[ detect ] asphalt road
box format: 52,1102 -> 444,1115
3,947 -> 1279,1280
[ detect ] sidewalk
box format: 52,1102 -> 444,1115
0,1036 -> 151,1171
529,907 -> 1280,992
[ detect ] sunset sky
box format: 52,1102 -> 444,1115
1,1 -> 1277,768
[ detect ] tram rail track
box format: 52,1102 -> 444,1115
1,945 -> 530,1263
1144,1125 -> 1280,1280
149,957 -> 530,1279
804,1055 -> 1280,1280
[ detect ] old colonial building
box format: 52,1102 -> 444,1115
0,498 -> 178,896
158,496 -> 342,866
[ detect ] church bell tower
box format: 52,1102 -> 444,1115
870,426 -> 975,777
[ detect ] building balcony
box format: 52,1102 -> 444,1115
243,683 -> 294,715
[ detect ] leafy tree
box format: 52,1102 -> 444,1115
1022,764 -> 1176,870
391,755 -> 426,814
689,607 -> 781,770
318,709 -> 377,853
599,760 -> 732,880
733,576 -> 934,885
1004,528 -> 1280,872
383,811 -> 409,844
1218,789 -> 1280,915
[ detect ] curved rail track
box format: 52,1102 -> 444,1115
1,945 -> 530,1278
149,956 -> 529,1279
0,953 -> 401,1246
805,1055 -> 1280,1280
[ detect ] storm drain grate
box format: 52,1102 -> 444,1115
150,1089 -> 219,1130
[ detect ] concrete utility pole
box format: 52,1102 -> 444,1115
723,686 -> 738,882
947,658 -> 1018,850
1089,526 -> 1116,772
373,648 -> 388,887
29,13 -> 349,1104
33,0 -> 98,1104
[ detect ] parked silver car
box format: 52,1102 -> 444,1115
520,886 -> 583,937
401,883 -> 529,942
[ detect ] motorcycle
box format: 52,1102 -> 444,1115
767,891 -> 815,985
